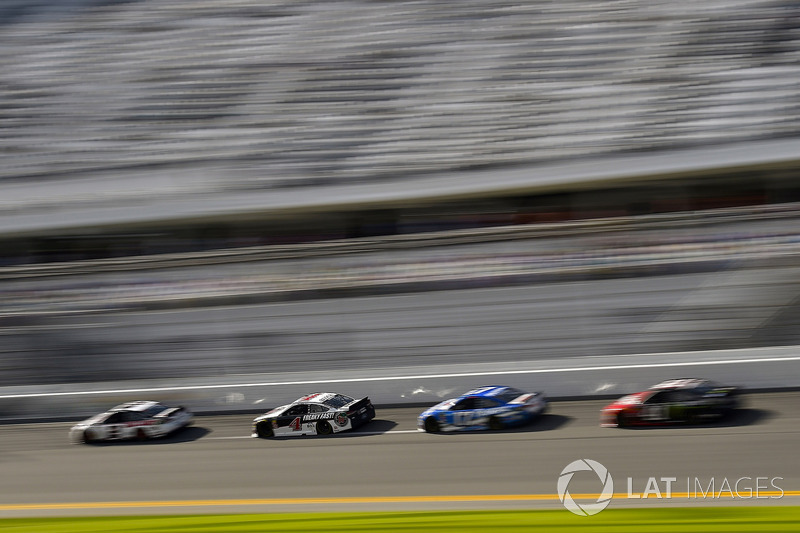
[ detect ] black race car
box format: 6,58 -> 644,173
601,378 -> 740,427
252,392 -> 375,438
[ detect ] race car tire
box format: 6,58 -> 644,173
255,422 -> 274,439
488,416 -> 504,430
316,420 -> 333,435
136,428 -> 148,441
423,417 -> 440,433
616,412 -> 630,428
82,430 -> 96,444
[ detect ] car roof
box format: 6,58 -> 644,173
294,392 -> 342,404
649,378 -> 714,391
461,386 -> 516,398
110,400 -> 164,412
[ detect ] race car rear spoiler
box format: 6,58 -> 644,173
510,391 -> 545,404
155,406 -> 189,418
345,397 -> 372,414
704,386 -> 739,398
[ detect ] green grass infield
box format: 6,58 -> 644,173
1,507 -> 799,532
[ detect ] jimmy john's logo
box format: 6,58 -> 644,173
335,412 -> 348,427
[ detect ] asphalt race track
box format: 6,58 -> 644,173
0,392 -> 798,517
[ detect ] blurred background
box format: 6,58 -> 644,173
1,0 -> 800,407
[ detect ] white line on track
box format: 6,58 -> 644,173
2,354 -> 799,399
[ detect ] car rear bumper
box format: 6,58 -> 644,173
348,403 -> 375,428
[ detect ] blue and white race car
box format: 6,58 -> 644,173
417,386 -> 548,433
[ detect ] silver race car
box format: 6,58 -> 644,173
69,401 -> 193,443
252,392 -> 375,438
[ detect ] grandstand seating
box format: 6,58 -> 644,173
1,0 -> 799,196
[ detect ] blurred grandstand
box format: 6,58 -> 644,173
1,0 -> 800,264
2,1 -> 800,396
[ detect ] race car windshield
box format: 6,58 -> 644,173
322,394 -> 354,408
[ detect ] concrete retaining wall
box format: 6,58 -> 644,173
2,346 -> 797,422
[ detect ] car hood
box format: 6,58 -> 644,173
71,413 -> 110,428
253,404 -> 290,422
418,398 -> 456,418
603,391 -> 652,410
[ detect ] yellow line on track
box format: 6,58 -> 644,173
1,492 -> 798,511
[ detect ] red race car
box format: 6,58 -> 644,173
600,378 -> 739,428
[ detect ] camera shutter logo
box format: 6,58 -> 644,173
557,459 -> 614,516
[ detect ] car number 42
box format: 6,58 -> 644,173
642,405 -> 668,420
453,411 -> 486,425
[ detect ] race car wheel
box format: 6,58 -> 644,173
136,428 -> 148,441
616,412 -> 630,428
82,430 -> 96,444
316,420 -> 333,435
255,422 -> 274,439
423,417 -> 440,433
488,416 -> 504,430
